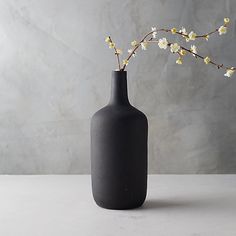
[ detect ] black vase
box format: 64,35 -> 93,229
91,71 -> 148,210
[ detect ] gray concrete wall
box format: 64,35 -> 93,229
0,0 -> 236,174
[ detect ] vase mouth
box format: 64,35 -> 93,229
112,70 -> 127,74
112,70 -> 127,79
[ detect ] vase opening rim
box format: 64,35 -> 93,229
112,70 -> 127,73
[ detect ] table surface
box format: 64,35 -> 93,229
0,175 -> 235,236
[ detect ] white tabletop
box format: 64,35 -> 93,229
0,175 -> 235,236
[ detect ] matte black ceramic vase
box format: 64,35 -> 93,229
91,71 -> 148,210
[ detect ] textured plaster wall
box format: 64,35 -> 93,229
0,0 -> 236,174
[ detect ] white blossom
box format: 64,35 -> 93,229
141,41 -> 148,50
109,42 -> 115,48
152,27 -> 157,38
128,49 -> 136,57
179,27 -> 187,35
131,40 -> 138,47
171,28 -> 177,34
218,26 -> 227,35
188,31 -> 197,41
158,38 -> 168,49
170,43 -> 180,53
105,37 -> 111,43
190,45 -> 197,57
176,57 -> 183,65
224,68 -> 235,77
116,49 -> 122,54
204,56 -> 211,64
224,18 -> 230,24
123,59 -> 129,65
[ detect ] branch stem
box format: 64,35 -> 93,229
109,36 -> 121,70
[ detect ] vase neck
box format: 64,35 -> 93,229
109,71 -> 130,105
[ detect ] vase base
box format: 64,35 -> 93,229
93,198 -> 146,210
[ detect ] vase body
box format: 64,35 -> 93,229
91,71 -> 148,210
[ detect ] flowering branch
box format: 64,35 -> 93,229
105,18 -> 235,78
105,36 -> 121,70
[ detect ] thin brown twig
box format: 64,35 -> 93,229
108,36 -> 121,70
196,29 -> 219,38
